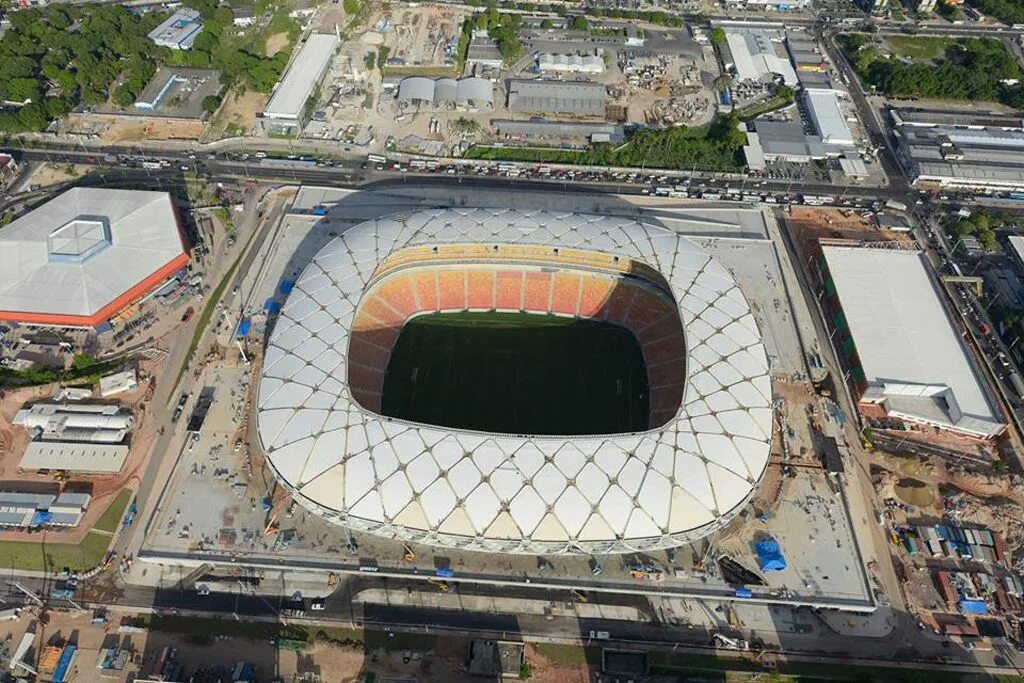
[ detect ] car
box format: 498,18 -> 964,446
181,308 -> 195,323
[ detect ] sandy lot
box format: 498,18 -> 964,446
265,31 -> 290,57
21,163 -> 86,191
101,119 -> 205,143
207,90 -> 268,140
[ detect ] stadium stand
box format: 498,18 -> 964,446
550,272 -> 582,316
495,270 -> 525,310
438,270 -> 468,311
412,271 -> 439,312
467,269 -> 495,310
348,254 -> 690,429
523,272 -> 554,311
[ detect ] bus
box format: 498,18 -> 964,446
367,153 -> 387,163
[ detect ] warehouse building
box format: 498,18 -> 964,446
0,188 -> 188,328
466,33 -> 504,70
722,26 -> 798,85
133,67 -> 221,118
787,33 -> 827,72
148,8 -> 204,50
744,119 -> 847,164
493,119 -> 624,143
803,90 -> 855,146
537,52 -> 605,74
507,79 -> 607,116
261,33 -> 340,136
894,113 -> 1024,192
819,245 -> 1005,439
14,404 -> 133,443
0,492 -> 91,528
397,77 -> 493,109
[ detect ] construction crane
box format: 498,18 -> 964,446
262,484 -> 291,535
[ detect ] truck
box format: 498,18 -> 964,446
122,497 -> 137,529
50,582 -> 77,599
884,199 -> 908,212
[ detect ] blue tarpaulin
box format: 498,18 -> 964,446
236,318 -> 252,337
755,538 -> 787,572
960,599 -> 988,615
53,645 -> 76,683
279,280 -> 295,295
735,587 -> 753,598
31,511 -> 53,526
264,299 -> 281,314
436,567 -> 454,578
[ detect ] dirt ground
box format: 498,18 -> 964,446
100,118 -> 205,143
206,90 -> 268,140
21,163 -> 86,191
786,206 -> 913,257
265,31 -> 289,57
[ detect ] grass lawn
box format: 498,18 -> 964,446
381,312 -> 649,435
0,489 -> 133,572
533,643 -> 603,667
883,35 -> 956,61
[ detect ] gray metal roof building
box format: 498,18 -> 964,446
397,77 -> 494,108
506,80 -> 607,116
0,491 -> 91,528
148,8 -> 204,50
895,118 -> 1024,191
263,33 -> 340,134
493,119 -> 624,142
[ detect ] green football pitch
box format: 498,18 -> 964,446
381,312 -> 649,435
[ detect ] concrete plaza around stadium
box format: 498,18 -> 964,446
141,185 -> 873,611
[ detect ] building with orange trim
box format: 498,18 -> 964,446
0,188 -> 188,329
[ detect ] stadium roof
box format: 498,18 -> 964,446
258,209 -> 772,554
822,246 -> 1004,438
263,33 -> 340,121
0,188 -> 188,327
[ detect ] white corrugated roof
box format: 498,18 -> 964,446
258,209 -> 772,554
263,33 -> 339,120
0,188 -> 185,321
21,442 -> 129,473
803,90 -> 854,146
823,246 -> 1003,437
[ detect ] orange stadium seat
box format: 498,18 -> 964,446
624,289 -> 673,331
347,334 -> 391,373
643,331 -> 686,366
577,275 -> 615,318
375,275 -> 419,319
495,270 -> 524,310
467,269 -> 495,310
349,323 -> 400,351
438,270 -> 468,311
602,283 -> 636,325
550,272 -> 581,316
350,387 -> 382,413
358,297 -> 404,328
347,363 -> 386,397
522,272 -> 553,313
411,271 -> 439,313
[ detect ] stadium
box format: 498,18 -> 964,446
257,208 -> 772,554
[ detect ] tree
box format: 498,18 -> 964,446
376,46 -> 390,69
539,18 -> 553,29
71,353 -> 95,371
343,0 -> 360,14
710,27 -> 726,46
202,94 -> 222,113
775,84 -> 795,101
570,14 -> 589,30
475,12 -> 489,30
